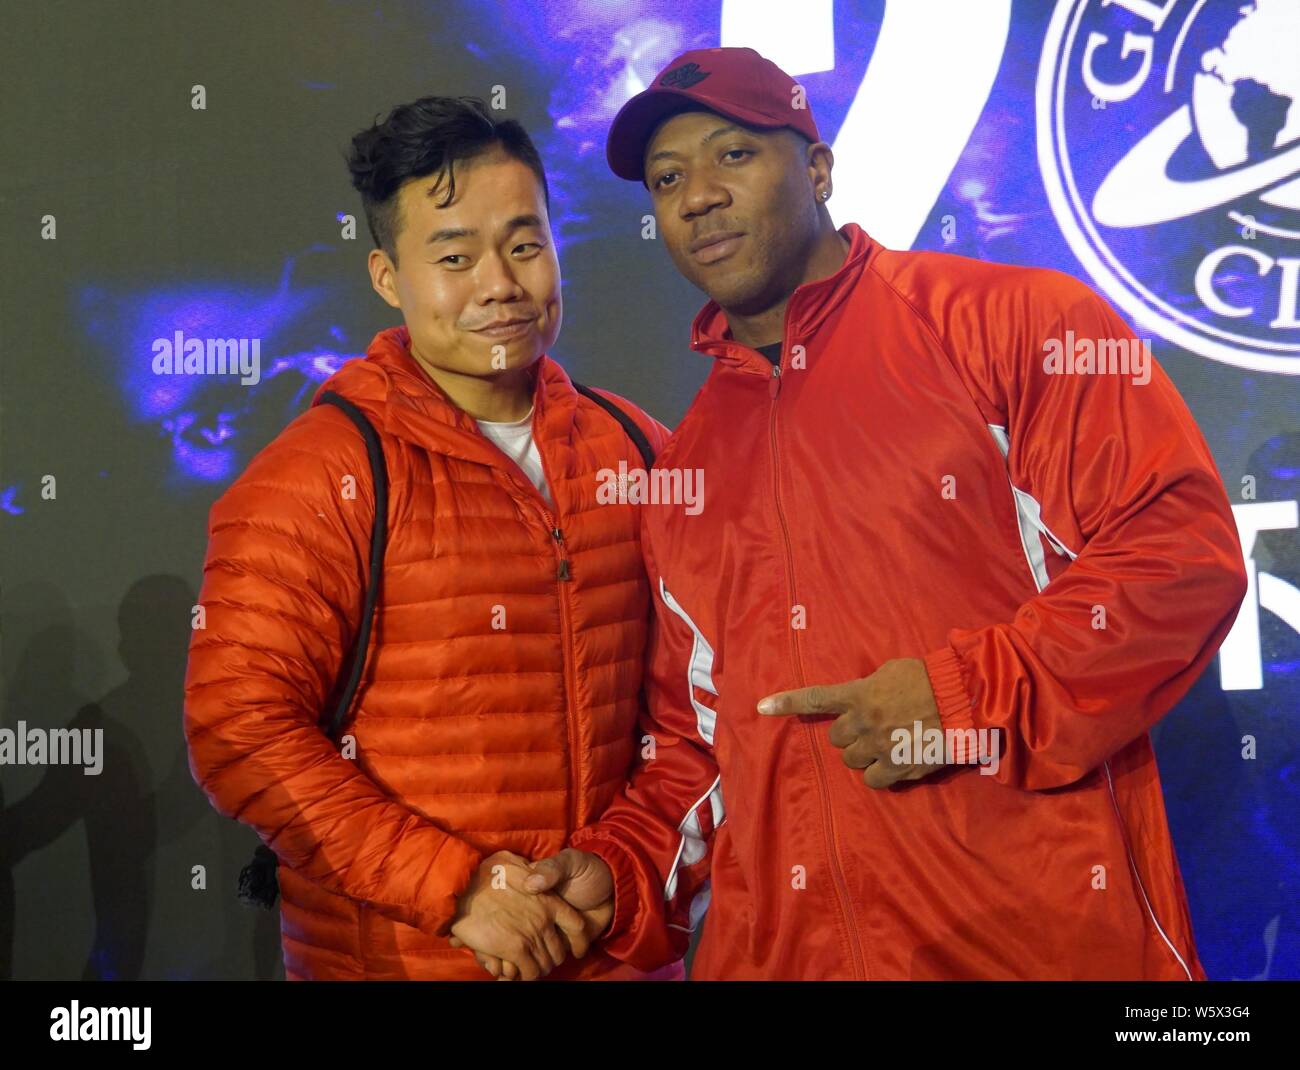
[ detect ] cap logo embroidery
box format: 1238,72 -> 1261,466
660,62 -> 710,90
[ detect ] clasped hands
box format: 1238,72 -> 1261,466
448,847 -> 612,980
450,660 -> 940,978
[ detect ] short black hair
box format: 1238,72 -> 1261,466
345,95 -> 549,266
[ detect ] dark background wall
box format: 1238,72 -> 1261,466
1,0 -> 1296,979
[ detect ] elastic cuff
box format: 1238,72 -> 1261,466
424,837 -> 485,938
924,646 -> 978,763
570,833 -> 639,942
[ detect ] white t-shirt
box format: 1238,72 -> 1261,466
476,404 -> 554,507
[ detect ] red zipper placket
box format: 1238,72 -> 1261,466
517,421 -> 580,838
766,339 -> 868,980
470,391 -> 581,837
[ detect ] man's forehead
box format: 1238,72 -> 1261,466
647,108 -> 744,152
643,110 -> 787,168
400,155 -> 542,212
393,164 -> 547,248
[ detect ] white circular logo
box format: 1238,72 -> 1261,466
1037,0 -> 1300,374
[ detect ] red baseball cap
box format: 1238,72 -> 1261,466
606,46 -> 822,183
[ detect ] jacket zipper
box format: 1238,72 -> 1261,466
551,524 -> 578,834
440,384 -> 581,838
768,358 -> 867,979
519,447 -> 579,838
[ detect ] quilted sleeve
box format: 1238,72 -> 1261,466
183,404 -> 482,935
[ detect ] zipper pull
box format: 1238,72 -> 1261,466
769,363 -> 782,399
552,528 -> 571,581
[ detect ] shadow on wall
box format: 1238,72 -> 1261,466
1,576 -> 280,979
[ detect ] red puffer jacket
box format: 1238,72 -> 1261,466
184,325 -> 670,980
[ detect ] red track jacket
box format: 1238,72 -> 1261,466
571,222 -> 1248,980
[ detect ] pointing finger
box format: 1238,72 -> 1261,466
757,683 -> 847,717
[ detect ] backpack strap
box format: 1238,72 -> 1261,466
316,391 -> 388,741
572,381 -> 657,468
317,383 -> 650,736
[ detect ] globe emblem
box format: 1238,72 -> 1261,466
1191,0 -> 1300,211
1038,0 -> 1300,374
